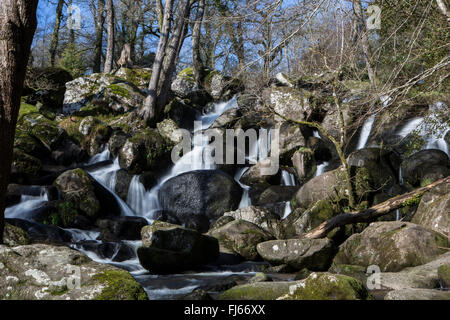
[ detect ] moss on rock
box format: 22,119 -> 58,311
93,270 -> 147,300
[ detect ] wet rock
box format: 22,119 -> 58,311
249,273 -> 273,283
412,180 -> 449,237
3,223 -> 31,246
163,98 -> 200,131
181,289 -> 213,300
96,216 -> 148,241
113,169 -> 134,201
208,219 -> 274,261
137,221 -> 219,273
332,221 -> 450,272
240,161 -> 280,186
81,121 -> 112,157
75,241 -> 135,262
5,218 -> 73,244
107,130 -> 129,158
159,170 -> 242,232
291,148 -> 316,183
256,238 -> 336,271
11,149 -> 42,184
0,243 -> 147,300
278,272 -> 372,300
51,138 -> 88,165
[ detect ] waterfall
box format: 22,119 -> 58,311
5,190 -> 49,219
281,169 -> 296,219
315,161 -> 329,177
126,175 -> 160,219
234,167 -> 251,209
356,115 -> 375,150
88,157 -> 135,217
247,128 -> 272,164
87,144 -> 111,164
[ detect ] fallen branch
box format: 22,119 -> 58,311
302,176 -> 450,239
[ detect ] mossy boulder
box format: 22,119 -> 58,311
19,113 -> 66,151
156,118 -> 183,144
333,221 -> 450,272
3,223 -> 31,246
220,281 -> 292,300
0,243 -> 146,300
137,221 -> 219,273
208,219 -> 275,261
81,120 -> 112,157
438,264 -> 450,288
269,86 -> 313,123
291,147 -> 316,183
115,67 -> 152,88
279,272 -> 372,300
256,238 -> 336,271
53,169 -> 100,219
10,149 -> 42,184
412,180 -> 450,237
163,98 -> 201,130
118,128 -> 172,174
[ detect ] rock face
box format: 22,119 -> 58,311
412,180 -> 450,237
0,244 -> 147,300
438,264 -> 450,288
159,170 -> 242,231
137,221 -> 219,273
269,87 -> 312,122
54,169 -> 101,219
223,206 -> 281,237
208,219 -> 274,261
278,272 -> 372,300
96,216 -> 148,241
156,118 -> 183,144
256,239 -> 336,271
400,149 -> 449,187
333,221 -> 450,272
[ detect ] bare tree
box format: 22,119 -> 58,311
49,0 -> 65,67
93,0 -> 106,73
0,0 -> 39,243
104,0 -> 115,73
192,0 -> 206,86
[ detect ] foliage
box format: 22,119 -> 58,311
58,44 -> 87,78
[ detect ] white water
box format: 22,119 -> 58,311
235,167 -> 251,209
315,161 -> 329,177
5,191 -> 49,219
86,145 -> 111,164
281,169 -> 296,219
356,115 -> 376,150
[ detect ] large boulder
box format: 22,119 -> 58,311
278,272 -> 372,300
269,87 -> 312,123
3,223 -> 30,246
10,149 -> 42,184
137,221 -> 219,273
114,67 -> 152,88
96,216 -> 148,241
6,218 -> 74,244
208,219 -> 274,261
223,206 -> 282,237
118,128 -> 172,174
256,238 -> 336,271
53,169 -> 100,219
24,67 -> 73,109
159,170 -> 242,232
19,113 -> 66,151
277,122 -> 307,164
400,149 -> 449,187
63,73 -> 145,114
0,243 -> 147,300
220,281 -> 292,300
412,180 -> 450,237
332,221 -> 450,272
80,120 -> 112,157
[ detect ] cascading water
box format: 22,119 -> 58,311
315,161 -> 329,177
281,170 -> 296,219
235,167 -> 251,209
356,115 -> 375,150
5,190 -> 49,220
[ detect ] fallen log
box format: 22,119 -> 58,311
302,176 -> 450,239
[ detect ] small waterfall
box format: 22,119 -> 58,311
315,161 -> 329,177
87,144 -> 111,164
281,169 -> 296,219
88,157 -> 135,217
234,167 -> 251,209
5,190 -> 49,219
126,176 -> 160,219
396,117 -> 424,138
247,128 -> 272,164
356,115 -> 375,150
313,130 -> 321,138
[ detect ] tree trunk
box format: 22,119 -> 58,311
93,0 -> 106,73
0,0 -> 39,244
139,0 -> 174,123
49,0 -> 64,67
352,0 -> 376,88
104,0 -> 115,73
68,0 -> 75,45
302,176 -> 450,239
157,0 -> 191,113
192,0 -> 205,86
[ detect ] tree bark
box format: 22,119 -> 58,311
192,0 -> 205,86
157,0 -> 191,113
104,0 -> 115,73
352,0 -> 376,88
49,0 -> 64,67
93,0 -> 106,73
139,0 -> 174,123
302,176 -> 450,239
0,0 -> 39,244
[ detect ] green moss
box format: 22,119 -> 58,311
107,84 -> 131,99
18,102 -> 39,119
93,270 -> 148,300
402,194 -> 423,207
438,264 -> 450,287
286,273 -> 373,300
220,283 -> 291,300
49,285 -> 69,296
179,67 -> 195,81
